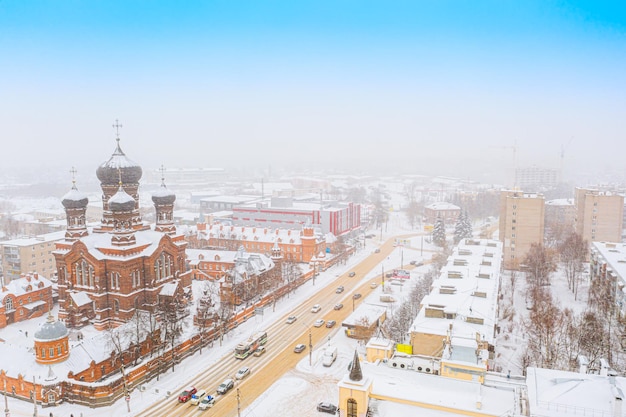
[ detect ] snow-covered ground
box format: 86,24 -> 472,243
2,210 -> 439,417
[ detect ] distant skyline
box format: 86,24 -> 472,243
1,1 -> 624,185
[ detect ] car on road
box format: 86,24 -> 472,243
190,388 -> 207,405
253,346 -> 266,356
294,343 -> 306,353
326,320 -> 336,328
198,395 -> 215,410
348,272 -> 356,277
311,304 -> 321,313
370,282 -> 377,288
235,367 -> 250,380
286,315 -> 297,324
317,402 -> 338,414
410,260 -> 417,265
216,379 -> 234,395
335,286 -> 344,293
374,248 -> 381,253
178,386 -> 197,403
314,319 -> 325,327
334,303 -> 343,310
353,293 -> 362,300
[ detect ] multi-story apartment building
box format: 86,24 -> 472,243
575,188 -> 624,244
499,190 -> 545,269
0,231 -> 66,284
409,238 -> 502,367
515,165 -> 559,191
590,241 -> 626,318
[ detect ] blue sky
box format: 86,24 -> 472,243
1,1 -> 624,183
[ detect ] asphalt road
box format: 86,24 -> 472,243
136,232 -> 426,417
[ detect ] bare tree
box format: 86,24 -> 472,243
523,243 -> 557,295
523,291 -> 571,369
156,293 -> 187,372
559,232 -> 587,300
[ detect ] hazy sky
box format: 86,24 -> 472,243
1,1 -> 624,183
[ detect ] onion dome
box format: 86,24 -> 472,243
34,313 -> 69,341
96,139 -> 143,185
61,184 -> 88,209
152,183 -> 176,205
108,186 -> 136,212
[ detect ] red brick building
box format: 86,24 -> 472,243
54,138 -> 191,330
0,272 -> 53,329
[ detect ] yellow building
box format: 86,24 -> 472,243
0,231 -> 65,284
499,190 -> 545,269
575,188 -> 624,244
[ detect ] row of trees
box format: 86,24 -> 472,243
518,233 -> 626,373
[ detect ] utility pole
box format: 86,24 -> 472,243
237,388 -> 241,417
31,376 -> 36,417
4,380 -> 9,417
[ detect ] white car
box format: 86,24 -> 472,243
189,389 -> 207,406
314,319 -> 325,328
311,304 -> 321,313
198,395 -> 215,410
235,366 -> 250,380
286,315 -> 297,324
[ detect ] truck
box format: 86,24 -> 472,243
322,346 -> 338,367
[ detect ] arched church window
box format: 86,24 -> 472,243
113,300 -> 120,313
110,272 -> 120,290
347,398 -> 357,417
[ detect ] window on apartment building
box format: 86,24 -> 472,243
513,211 -> 516,216
512,226 -> 516,230
513,205 -> 517,209
512,219 -> 516,223
512,234 -> 516,238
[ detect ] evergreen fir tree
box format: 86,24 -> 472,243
453,212 -> 465,243
462,210 -> 473,240
432,216 -> 446,247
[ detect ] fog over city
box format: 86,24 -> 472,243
1,1 -> 625,187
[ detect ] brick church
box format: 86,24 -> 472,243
54,131 -> 191,330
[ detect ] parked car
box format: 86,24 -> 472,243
311,304 -> 321,313
190,388 -> 207,405
348,272 -> 356,277
216,379 -> 234,395
286,315 -> 297,324
235,367 -> 250,380
294,343 -> 306,353
385,272 -> 393,278
178,386 -> 197,403
317,402 -> 338,414
334,303 -> 343,310
314,319 -> 325,328
326,320 -> 336,328
198,395 -> 215,410
253,346 -> 266,356
335,286 -> 344,293
353,293 -> 362,300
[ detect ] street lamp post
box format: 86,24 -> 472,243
4,380 -> 9,417
31,376 -> 36,417
308,329 -> 313,366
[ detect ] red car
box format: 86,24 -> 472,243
178,386 -> 197,403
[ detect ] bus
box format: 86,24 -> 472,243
234,331 -> 268,359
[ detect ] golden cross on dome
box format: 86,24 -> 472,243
112,119 -> 123,142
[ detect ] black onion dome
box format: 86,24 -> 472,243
152,184 -> 176,205
34,314 -> 68,341
96,140 -> 143,185
61,185 -> 88,209
108,186 -> 136,212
